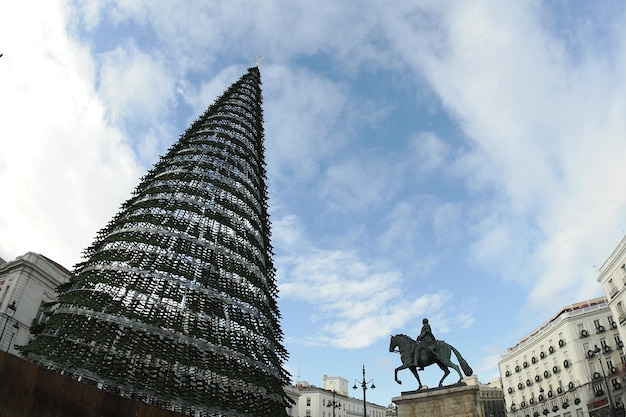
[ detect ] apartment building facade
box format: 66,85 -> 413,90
0,252 -> 70,354
498,297 -> 625,417
598,234 -> 626,344
294,375 -> 387,417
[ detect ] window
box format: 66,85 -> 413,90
0,285 -> 9,303
306,397 -> 311,407
34,301 -> 55,325
619,303 -> 626,324
594,319 -> 601,329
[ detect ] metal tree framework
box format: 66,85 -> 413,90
23,67 -> 291,417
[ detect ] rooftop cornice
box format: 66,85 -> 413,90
597,233 -> 626,282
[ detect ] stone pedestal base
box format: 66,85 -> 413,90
393,384 -> 480,417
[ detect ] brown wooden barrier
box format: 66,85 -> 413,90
0,351 -> 185,417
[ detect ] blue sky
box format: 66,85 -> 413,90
2,0 -> 626,407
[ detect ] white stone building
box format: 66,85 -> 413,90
598,234 -> 626,344
0,252 -> 70,354
294,375 -> 388,417
285,384 -> 302,417
498,297 -> 625,417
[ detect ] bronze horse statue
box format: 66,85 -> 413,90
389,333 -> 473,389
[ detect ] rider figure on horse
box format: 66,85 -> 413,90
415,318 -> 436,370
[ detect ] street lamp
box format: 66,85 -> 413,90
593,345 -> 616,417
353,365 -> 375,417
0,301 -> 17,346
7,322 -> 18,352
327,389 -> 341,417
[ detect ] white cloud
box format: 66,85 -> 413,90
98,44 -> 175,123
318,151 -> 399,212
409,131 -> 451,173
78,0 -> 390,69
277,238 -> 454,348
0,1 -> 142,267
382,1 -> 626,316
378,201 -> 424,256
263,65 -> 350,182
97,43 -> 178,163
184,65 -> 247,117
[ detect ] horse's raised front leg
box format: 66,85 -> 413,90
394,364 -> 409,384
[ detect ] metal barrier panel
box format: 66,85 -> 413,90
0,351 -> 183,417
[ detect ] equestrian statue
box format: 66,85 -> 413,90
389,318 -> 473,389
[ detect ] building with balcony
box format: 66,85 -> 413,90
294,376 -> 387,417
285,384 -> 302,417
498,297 -> 625,417
598,234 -> 626,338
0,252 -> 70,354
473,376 -> 507,417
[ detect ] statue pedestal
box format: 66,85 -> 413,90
392,384 -> 480,417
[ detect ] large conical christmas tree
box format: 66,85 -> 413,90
23,67 -> 291,417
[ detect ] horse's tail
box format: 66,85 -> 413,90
450,345 -> 473,376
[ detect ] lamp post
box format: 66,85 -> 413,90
593,345 -> 616,417
0,301 -> 17,348
7,322 -> 18,352
327,389 -> 341,417
353,365 -> 375,417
